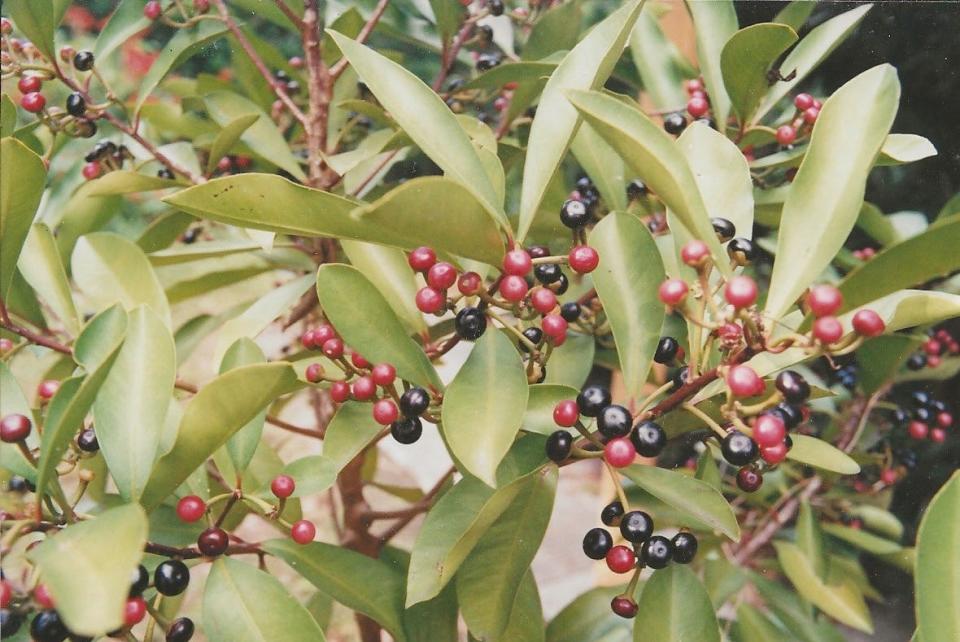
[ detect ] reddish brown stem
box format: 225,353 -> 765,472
329,0 -> 391,80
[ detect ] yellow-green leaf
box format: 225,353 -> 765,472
634,565 -> 720,642
1,137 -> 47,299
915,471 -> 960,641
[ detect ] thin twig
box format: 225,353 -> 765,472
329,0 -> 391,80
272,0 -> 305,28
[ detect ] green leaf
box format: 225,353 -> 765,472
29,504 -> 147,636
517,0 -> 646,242
94,306 -> 175,500
441,330 -> 529,486
263,539 -> 405,641
0,363 -> 37,480
327,31 -> 505,229
588,212 -> 665,399
204,557 -> 326,642
765,65 -> 900,319
82,171 -> 180,196
461,62 -> 558,91
6,0 -> 63,62
630,8 -> 688,111
634,565 -> 721,642
229,0 -> 304,30
695,449 -> 721,490
1,137 -> 47,299
796,501 -> 828,579
204,91 -> 305,180
1,95 -> 18,137
74,304 -> 129,370
546,585 -> 629,642
316,264 -> 441,389
522,384 -> 579,435
500,570 -> 546,642
570,123 -> 628,211
823,524 -> 903,556
218,339 -> 267,475
877,133 -> 937,166
685,0 -> 737,129
140,363 -> 300,509
750,573 -> 844,642
621,465 -> 739,540
457,466 -> 557,640
786,434 -> 860,474
341,241 -> 426,334
774,1 -> 816,30
735,603 -> 789,642
134,20 -> 230,114
94,0 -> 150,60
566,90 -> 732,277
838,290 -> 960,336
721,23 -> 798,124
775,541 -> 873,633
523,1 -> 582,61
543,332 -> 595,389
916,471 -> 960,641
72,232 -> 172,327
204,113 -> 260,175
753,5 -> 873,124
18,224 -> 81,335
428,0 -> 465,42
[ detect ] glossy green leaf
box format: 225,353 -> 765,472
29,504 -> 147,636
74,304 -> 128,370
838,290 -> 960,336
543,332 -> 595,389
500,571 -> 546,642
140,363 -> 301,509
685,1 -> 736,130
566,90 -> 731,276
765,65 -> 900,319
82,171 -> 180,196
6,0 -> 65,62
264,539 -> 406,641
735,603 -> 789,642
570,123 -> 627,211
230,0 -> 304,30
428,0 -> 464,42
522,384 -> 579,436
630,8 -> 688,111
205,113 -> 260,175
823,524 -> 903,555
457,465 -> 557,640
134,20 -> 230,114
328,31 -> 505,228
316,264 -> 440,389
751,573 -> 844,642
441,329 -> 529,486
517,0 -> 646,242
205,91 -> 305,180
72,232 -> 172,327
0,363 -> 37,480
148,239 -> 278,265
341,240 -> 426,334
204,557 -> 326,642
877,133 -> 937,165
796,501 -> 828,579
1,95 -> 17,136
589,213 -> 665,400
94,0 -> 150,60
775,541 -> 873,633
523,1 -> 581,61
774,1 -> 815,30
634,565 -> 720,642
786,434 -> 860,474
753,5 -> 873,124
18,224 -> 81,335
218,339 -> 267,475
621,465 -> 739,540
94,306 -> 175,500
916,471 -> 960,640
695,449 -> 722,490
721,23 -> 798,124
461,62 -> 558,91
546,585 -> 629,642
307,401 -> 383,487
1,137 -> 47,299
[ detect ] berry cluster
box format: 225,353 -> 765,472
906,326 -> 959,371
81,140 -> 134,181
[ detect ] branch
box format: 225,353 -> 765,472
432,20 -> 474,92
272,0 -> 305,29
375,467 -> 455,542
732,477 -> 822,564
329,0 -> 391,80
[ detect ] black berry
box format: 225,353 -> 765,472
166,617 -> 195,642
600,501 -> 624,526
582,527 -> 613,560
197,527 -> 229,556
892,406 -> 909,425
546,430 -> 573,462
653,337 -> 679,364
727,238 -> 756,266
8,476 -> 29,492
475,53 -> 501,72
626,179 -> 647,201
710,217 -> 736,242
913,407 -> 932,423
130,564 -> 149,596
399,387 -> 430,416
577,385 -> 611,417
910,390 -> 932,407
77,428 -> 99,453
663,112 -> 687,135
775,370 -> 810,403
1,610 -> 22,638
552,273 -> 570,295
559,199 -> 590,229
527,245 -> 550,259
669,366 -> 689,391
640,535 -> 672,569
65,92 -> 86,117
771,403 -> 803,429
671,532 -> 698,563
721,431 -> 758,466
455,307 -> 486,341
155,560 -> 190,596
534,263 -> 562,285
736,466 -> 763,492
390,417 -> 423,444
619,510 -> 653,543
30,610 -> 68,642
906,353 -> 927,370
597,405 -> 631,438
560,302 -> 581,322
630,420 -> 666,457
73,50 -> 95,71
518,327 -> 543,353
488,0 -> 504,16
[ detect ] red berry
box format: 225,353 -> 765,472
21,92 -> 46,113
908,420 -> 929,440
718,323 -> 742,343
0,413 -> 32,443
351,376 -> 376,401
270,475 -> 295,499
658,278 -> 689,306
144,1 -> 162,19
408,246 -> 436,272
927,355 -> 942,368
605,545 -> 636,573
305,363 -> 324,383
530,288 -> 557,314
37,379 -> 60,400
322,337 -> 344,359
289,56 -> 304,68
880,468 -> 898,485
216,156 -> 232,173
930,428 -> 947,443
680,240 -> 710,267
807,285 -> 842,317
0,581 -> 10,608
736,467 -> 763,492
611,595 -> 638,619
371,363 -> 396,386
502,249 -> 532,276
350,352 -> 371,369
936,412 -> 953,428
541,314 -> 568,341
125,596 -> 147,626
812,316 -> 843,344
198,527 -> 229,556
753,414 -> 786,448
291,519 -> 316,544
924,339 -> 942,356
794,93 -> 814,110
194,0 -> 210,13
727,365 -> 764,398
330,381 -> 351,403
82,161 -> 101,180
314,324 -> 336,345
458,271 -> 482,295
17,75 -> 42,93
415,287 -> 445,314
34,583 -> 55,609
0,338 -> 13,353
176,495 -> 206,522
504,81 -> 518,91
427,262 -> 457,290
776,125 -> 796,146
803,107 -> 820,124
553,400 -> 579,427
724,276 -> 758,309
568,246 -> 600,274
604,437 -> 636,468
300,329 -> 318,350
500,275 -> 529,302
761,442 -> 788,465
852,309 -> 885,337
685,78 -> 704,94
373,399 -> 399,425
687,96 -> 709,118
